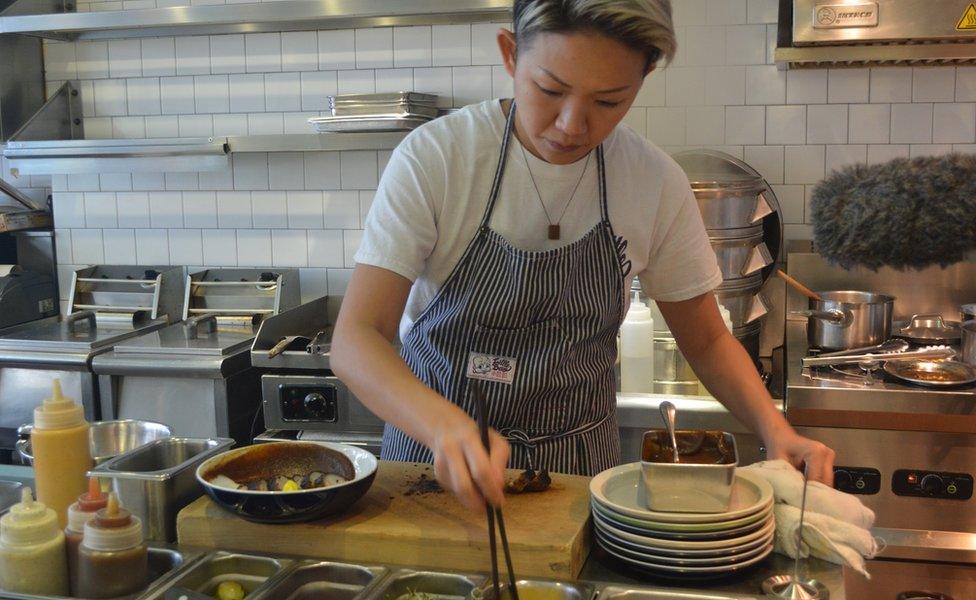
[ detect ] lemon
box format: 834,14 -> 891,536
216,580 -> 245,600
282,479 -> 301,492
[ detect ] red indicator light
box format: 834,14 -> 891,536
907,473 -> 918,484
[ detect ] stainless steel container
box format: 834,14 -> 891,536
89,436 -> 233,542
16,419 -> 172,465
0,480 -> 23,514
796,290 -> 895,351
672,152 -> 773,231
962,321 -> 976,366
480,580 -> 596,600
714,275 -> 770,328
652,334 -> 700,395
639,430 -> 738,513
0,546 -> 202,600
253,561 -> 387,600
597,585 -> 761,600
370,569 -> 485,600
708,232 -> 773,282
961,303 -> 976,323
142,551 -> 292,600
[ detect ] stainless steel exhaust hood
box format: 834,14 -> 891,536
776,0 -> 976,69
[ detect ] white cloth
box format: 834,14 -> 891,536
355,99 -> 723,340
773,504 -> 879,578
745,459 -> 875,530
742,460 -> 880,577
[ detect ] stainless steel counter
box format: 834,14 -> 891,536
0,463 -> 846,599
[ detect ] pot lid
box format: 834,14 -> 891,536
894,314 -> 962,344
111,321 -> 255,357
0,317 -> 166,354
672,149 -> 766,193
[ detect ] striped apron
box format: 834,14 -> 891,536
382,103 -> 632,476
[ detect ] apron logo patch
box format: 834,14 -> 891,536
466,352 -> 517,385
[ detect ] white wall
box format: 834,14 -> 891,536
2,0 -> 974,308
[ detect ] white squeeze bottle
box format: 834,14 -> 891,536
620,279 -> 654,393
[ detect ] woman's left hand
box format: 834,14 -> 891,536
765,428 -> 837,485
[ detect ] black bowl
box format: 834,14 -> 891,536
195,441 -> 377,523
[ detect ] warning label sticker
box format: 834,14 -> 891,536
956,3 -> 976,30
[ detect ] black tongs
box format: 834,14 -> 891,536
471,381 -> 519,600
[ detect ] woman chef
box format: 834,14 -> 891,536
331,0 -> 835,511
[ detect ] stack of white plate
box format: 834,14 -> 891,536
589,463 -> 775,578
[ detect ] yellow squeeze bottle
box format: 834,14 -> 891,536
31,380 -> 92,529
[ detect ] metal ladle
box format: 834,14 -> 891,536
761,464 -> 827,599
659,401 -> 679,463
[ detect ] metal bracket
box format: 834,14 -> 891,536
7,81 -> 83,144
0,177 -> 42,210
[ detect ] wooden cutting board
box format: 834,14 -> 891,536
177,461 -> 592,578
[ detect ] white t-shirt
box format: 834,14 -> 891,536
355,99 -> 723,340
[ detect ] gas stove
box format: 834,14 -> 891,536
779,252 -> 976,599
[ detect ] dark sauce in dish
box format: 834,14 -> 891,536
641,430 -> 735,464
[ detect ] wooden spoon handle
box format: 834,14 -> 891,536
777,269 -> 822,301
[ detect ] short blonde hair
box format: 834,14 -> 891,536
512,0 -> 676,69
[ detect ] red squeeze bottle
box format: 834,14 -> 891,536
65,478 -> 108,595
74,493 -> 148,599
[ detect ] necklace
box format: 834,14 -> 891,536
518,142 -> 591,240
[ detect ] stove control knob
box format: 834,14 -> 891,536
920,474 -> 945,496
304,392 -> 327,416
833,469 -> 853,491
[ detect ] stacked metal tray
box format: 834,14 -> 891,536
309,92 -> 440,133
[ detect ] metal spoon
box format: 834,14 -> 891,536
659,401 -> 679,464
761,463 -> 823,599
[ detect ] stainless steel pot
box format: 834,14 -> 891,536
793,291 -> 895,350
709,232 -> 773,281
672,151 -> 773,230
962,321 -> 976,366
961,303 -> 976,323
17,419 -> 173,466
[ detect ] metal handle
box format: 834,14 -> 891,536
902,313 -> 948,331
15,424 -> 33,462
183,313 -> 218,340
751,191 -> 775,223
65,310 -> 96,332
658,401 -> 679,464
15,438 -> 32,463
746,293 -> 771,323
818,339 -> 910,358
791,308 -> 849,325
802,346 -> 955,368
740,242 -> 773,276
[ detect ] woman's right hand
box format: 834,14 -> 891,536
429,408 -> 511,512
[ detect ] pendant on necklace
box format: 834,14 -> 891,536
548,224 -> 561,240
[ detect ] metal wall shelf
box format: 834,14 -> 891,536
0,0 -> 511,40
2,82 -> 409,174
5,132 -> 409,174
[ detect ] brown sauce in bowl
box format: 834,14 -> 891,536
641,430 -> 736,464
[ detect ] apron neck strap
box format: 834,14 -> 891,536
480,100 -> 519,229
596,144 -> 609,223
480,100 -> 610,229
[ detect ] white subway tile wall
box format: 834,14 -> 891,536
6,0 -> 968,304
